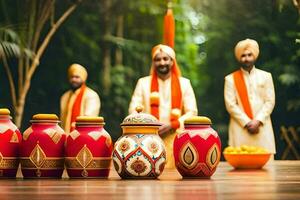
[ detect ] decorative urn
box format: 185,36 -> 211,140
0,108 -> 22,178
20,114 -> 66,178
173,116 -> 221,178
112,107 -> 166,179
65,116 -> 113,178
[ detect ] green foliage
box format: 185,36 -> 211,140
1,0 -> 299,160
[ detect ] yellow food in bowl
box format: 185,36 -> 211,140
223,145 -> 268,154
223,145 -> 271,169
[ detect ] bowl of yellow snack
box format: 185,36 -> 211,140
223,145 -> 271,169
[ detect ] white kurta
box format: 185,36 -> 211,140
224,67 -> 276,153
129,76 -> 198,168
60,86 -> 101,133
129,76 -> 198,128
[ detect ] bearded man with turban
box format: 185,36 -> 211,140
129,44 -> 198,168
224,39 -> 276,154
60,64 -> 101,133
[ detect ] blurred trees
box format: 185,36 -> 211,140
0,0 -> 81,127
0,0 -> 299,157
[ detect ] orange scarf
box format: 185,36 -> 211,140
70,84 -> 86,131
233,69 -> 253,119
150,65 -> 182,129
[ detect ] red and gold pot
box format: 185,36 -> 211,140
0,108 -> 22,178
173,116 -> 221,178
113,107 -> 166,179
20,114 -> 66,178
65,116 -> 112,178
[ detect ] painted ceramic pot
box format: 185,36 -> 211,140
0,108 -> 22,178
113,107 -> 166,179
65,116 -> 113,178
20,114 -> 66,178
173,116 -> 221,178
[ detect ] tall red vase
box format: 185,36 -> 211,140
20,114 -> 66,178
65,116 -> 113,178
0,108 -> 22,178
173,116 -> 221,178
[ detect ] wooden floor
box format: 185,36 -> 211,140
1,161 -> 300,200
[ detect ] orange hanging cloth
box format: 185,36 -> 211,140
163,2 -> 175,48
70,84 -> 86,131
233,70 -> 253,119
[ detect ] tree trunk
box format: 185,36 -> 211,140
115,14 -> 124,65
13,2 -> 79,128
101,0 -> 112,95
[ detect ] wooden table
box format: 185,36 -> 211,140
1,161 -> 300,200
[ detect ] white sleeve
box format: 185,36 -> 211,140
255,73 -> 275,124
178,80 -> 198,129
83,91 -> 101,116
129,78 -> 144,114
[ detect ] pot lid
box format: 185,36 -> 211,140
0,108 -> 10,116
184,116 -> 212,125
76,116 -> 105,125
121,106 -> 161,127
31,114 -> 59,123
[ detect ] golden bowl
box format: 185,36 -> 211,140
223,153 -> 272,169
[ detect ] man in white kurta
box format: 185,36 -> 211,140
60,64 -> 101,134
129,44 -> 198,168
224,39 -> 276,154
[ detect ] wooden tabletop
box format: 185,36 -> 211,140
1,161 -> 300,200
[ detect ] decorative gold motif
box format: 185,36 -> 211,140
29,143 -> 46,168
65,157 -> 111,169
130,158 -> 147,174
118,140 -> 130,153
76,145 -> 93,168
69,130 -> 80,140
147,142 -> 159,154
23,127 -> 33,141
44,128 -> 62,144
20,158 -> 64,169
10,132 -> 19,143
0,158 -> 19,169
206,143 -> 220,170
179,142 -> 199,170
0,153 -> 2,164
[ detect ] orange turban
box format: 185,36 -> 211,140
234,39 -> 259,61
68,64 -> 88,82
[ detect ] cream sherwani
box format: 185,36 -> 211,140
129,76 -> 198,168
60,87 -> 101,133
224,67 -> 276,153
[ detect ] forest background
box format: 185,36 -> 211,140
1,0 -> 299,159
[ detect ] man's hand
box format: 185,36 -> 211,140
158,123 -> 173,136
245,120 -> 262,134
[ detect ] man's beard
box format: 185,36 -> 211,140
156,65 -> 170,75
70,82 -> 83,91
240,61 -> 255,69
